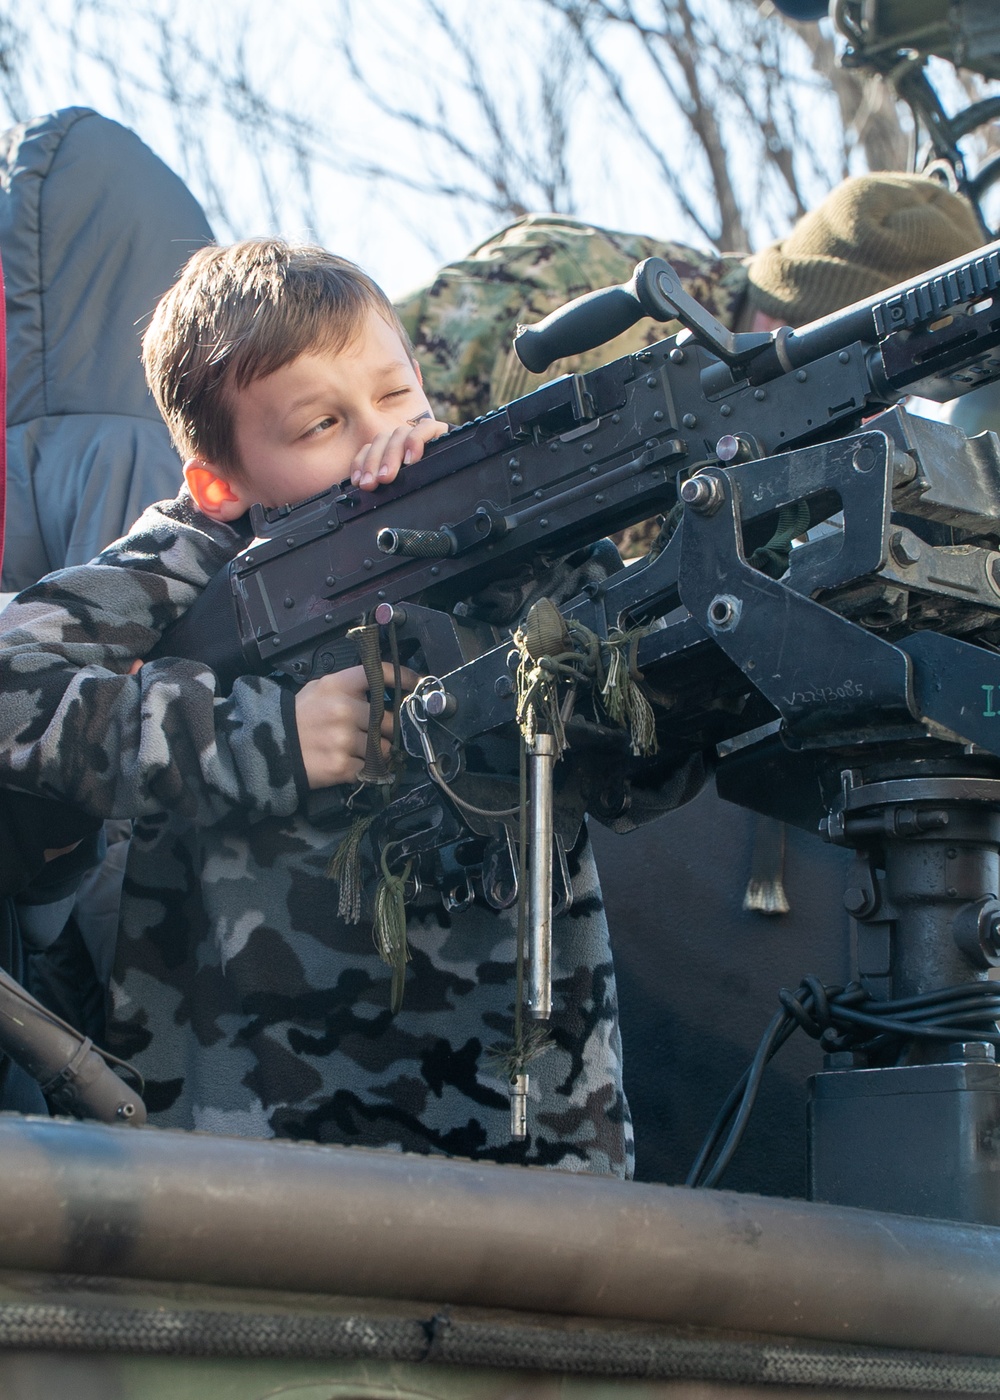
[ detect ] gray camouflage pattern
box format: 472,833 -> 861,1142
0,491 -> 634,1175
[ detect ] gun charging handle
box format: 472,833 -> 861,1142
0,968 -> 146,1125
514,257 -> 771,375
514,279 -> 651,374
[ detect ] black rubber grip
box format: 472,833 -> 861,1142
513,284 -> 646,374
376,527 -> 454,558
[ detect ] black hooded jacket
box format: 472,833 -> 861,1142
0,105 -> 214,589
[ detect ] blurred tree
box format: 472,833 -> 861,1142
337,0 -> 875,253
0,0 -> 993,287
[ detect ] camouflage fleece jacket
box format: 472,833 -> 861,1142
0,488 -> 634,1175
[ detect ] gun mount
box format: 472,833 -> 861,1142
158,238 -> 1000,1222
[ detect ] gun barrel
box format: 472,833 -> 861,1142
0,969 -> 146,1126
758,236 -> 1000,381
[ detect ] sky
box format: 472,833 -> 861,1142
4,0 -> 628,297
0,0 -> 844,298
5,0 -> 998,300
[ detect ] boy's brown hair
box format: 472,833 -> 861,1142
142,238 -> 414,474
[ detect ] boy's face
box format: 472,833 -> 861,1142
214,309 -> 433,510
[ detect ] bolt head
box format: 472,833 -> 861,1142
707,595 -> 737,629
843,886 -> 871,916
423,688 -> 456,719
680,474 -> 723,513
945,1041 -> 996,1064
986,911 -> 1000,956
889,530 -> 921,567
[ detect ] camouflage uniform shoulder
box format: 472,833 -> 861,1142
88,487 -> 242,587
396,213 -> 749,423
0,489 -> 301,824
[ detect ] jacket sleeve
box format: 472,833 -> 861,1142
0,493 -> 307,824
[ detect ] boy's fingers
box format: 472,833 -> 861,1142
327,664 -> 373,698
305,663 -> 421,696
295,664 -> 426,788
349,443 -> 372,487
353,432 -> 400,489
409,416 -> 450,442
352,418 -> 449,489
375,431 -> 408,483
350,436 -> 386,488
401,418 -> 450,468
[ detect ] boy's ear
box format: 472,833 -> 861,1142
184,459 -> 250,521
413,358 -> 423,386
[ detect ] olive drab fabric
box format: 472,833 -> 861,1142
745,172 -> 984,327
0,492 -> 639,1174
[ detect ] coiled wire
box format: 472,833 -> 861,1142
687,975 -> 1000,1189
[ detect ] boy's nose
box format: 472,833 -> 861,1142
354,408 -> 388,447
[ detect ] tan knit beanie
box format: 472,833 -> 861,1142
746,173 -> 984,325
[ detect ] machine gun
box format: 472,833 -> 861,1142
161,238 -> 1000,1218
163,239 -> 1000,697
161,236 -> 1000,845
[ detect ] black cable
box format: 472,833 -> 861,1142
686,976 -> 1000,1190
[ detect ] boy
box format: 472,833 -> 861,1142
0,239 -> 633,1175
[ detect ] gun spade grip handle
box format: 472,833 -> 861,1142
514,284 -> 646,374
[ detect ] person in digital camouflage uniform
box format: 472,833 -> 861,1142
0,237 -> 689,1175
397,177 -> 983,556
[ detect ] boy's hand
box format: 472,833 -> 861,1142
351,413 -> 449,491
293,663 -> 420,789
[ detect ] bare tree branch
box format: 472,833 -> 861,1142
793,16 -> 910,174
1,0 -> 994,287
